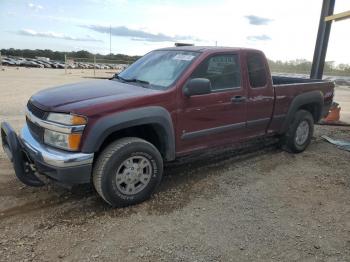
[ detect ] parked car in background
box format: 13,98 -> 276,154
1,55 -> 128,70
21,60 -> 43,68
2,58 -> 17,66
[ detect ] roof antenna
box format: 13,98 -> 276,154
175,43 -> 194,47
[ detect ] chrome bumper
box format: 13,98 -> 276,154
19,124 -> 94,168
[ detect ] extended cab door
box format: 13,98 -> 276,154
176,52 -> 248,155
244,51 -> 274,136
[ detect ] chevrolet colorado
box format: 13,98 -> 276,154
1,46 -> 334,207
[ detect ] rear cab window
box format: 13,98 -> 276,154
190,54 -> 241,91
246,52 -> 268,88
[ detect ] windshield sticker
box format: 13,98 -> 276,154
173,54 -> 195,61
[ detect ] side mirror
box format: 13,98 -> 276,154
183,78 -> 211,97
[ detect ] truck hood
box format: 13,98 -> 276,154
30,79 -> 158,112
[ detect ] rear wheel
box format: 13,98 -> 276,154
281,110 -> 314,153
93,137 -> 163,207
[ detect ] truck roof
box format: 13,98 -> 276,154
156,46 -> 260,53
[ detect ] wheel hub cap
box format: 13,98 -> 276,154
115,156 -> 152,195
295,120 -> 310,146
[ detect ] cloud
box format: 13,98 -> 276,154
27,3 -> 43,11
245,15 -> 273,25
82,25 -> 199,42
16,29 -> 103,42
87,0 -> 127,5
247,35 -> 271,41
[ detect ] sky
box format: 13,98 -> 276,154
0,0 -> 349,63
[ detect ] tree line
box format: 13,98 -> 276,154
267,59 -> 350,76
1,48 -> 349,76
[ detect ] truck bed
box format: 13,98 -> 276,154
270,76 -> 335,133
272,75 -> 326,85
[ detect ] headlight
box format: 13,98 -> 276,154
44,129 -> 82,151
46,113 -> 87,125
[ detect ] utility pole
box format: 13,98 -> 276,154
109,25 -> 112,55
94,55 -> 96,77
64,54 -> 67,75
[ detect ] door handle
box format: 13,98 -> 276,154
231,96 -> 246,103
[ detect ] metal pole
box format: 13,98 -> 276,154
94,55 -> 96,77
64,54 -> 67,75
110,25 -> 112,55
310,0 -> 335,79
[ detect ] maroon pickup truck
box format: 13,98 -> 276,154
1,46 -> 334,207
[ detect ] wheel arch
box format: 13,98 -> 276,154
279,91 -> 324,134
81,106 -> 176,161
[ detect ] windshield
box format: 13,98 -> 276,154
117,50 -> 199,89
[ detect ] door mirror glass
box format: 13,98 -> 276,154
183,78 -> 211,97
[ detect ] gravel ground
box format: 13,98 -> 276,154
0,68 -> 350,261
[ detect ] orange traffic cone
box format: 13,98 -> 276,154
324,104 -> 341,122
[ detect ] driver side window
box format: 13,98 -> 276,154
190,54 -> 240,91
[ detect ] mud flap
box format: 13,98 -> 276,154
1,122 -> 44,187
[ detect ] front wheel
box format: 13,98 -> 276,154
281,109 -> 314,153
93,137 -> 163,207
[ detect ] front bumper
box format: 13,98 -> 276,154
1,122 -> 94,185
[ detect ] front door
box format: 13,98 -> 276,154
176,53 -> 248,155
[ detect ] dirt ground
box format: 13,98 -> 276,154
0,67 -> 350,261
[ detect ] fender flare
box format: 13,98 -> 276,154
81,106 -> 176,161
279,90 -> 324,134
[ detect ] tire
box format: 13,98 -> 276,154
280,109 -> 314,153
93,137 -> 163,207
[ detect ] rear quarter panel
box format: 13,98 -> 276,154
269,81 -> 334,133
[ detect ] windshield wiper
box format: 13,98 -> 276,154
124,78 -> 150,85
113,75 -> 150,87
123,78 -> 150,88
113,74 -> 128,82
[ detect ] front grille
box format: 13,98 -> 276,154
26,101 -> 46,142
27,101 -> 47,119
27,118 -> 44,143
